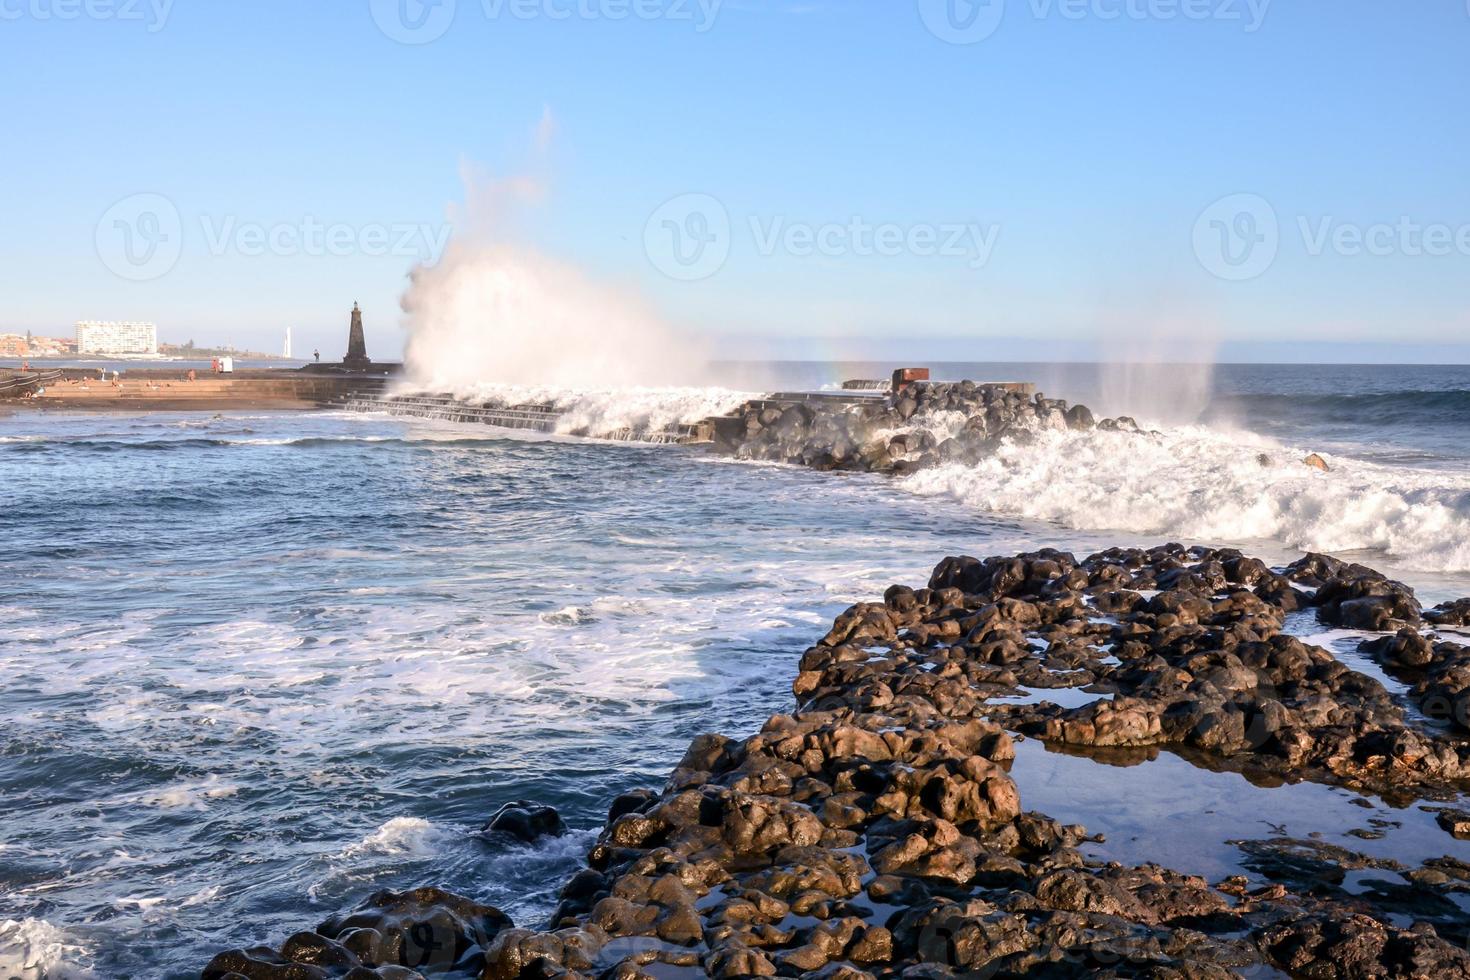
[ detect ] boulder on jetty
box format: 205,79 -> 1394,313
207,546 -> 1470,978
711,381 -> 1140,474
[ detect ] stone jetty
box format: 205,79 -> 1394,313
703,379 -> 1128,475
341,374 -> 1140,461
204,545 -> 1470,980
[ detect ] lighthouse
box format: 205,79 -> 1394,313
343,302 -> 372,372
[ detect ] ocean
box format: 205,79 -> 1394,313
3,361 -> 1469,978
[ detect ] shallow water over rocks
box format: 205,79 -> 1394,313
1009,738 -> 1470,884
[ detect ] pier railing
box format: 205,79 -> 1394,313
0,370 -> 65,398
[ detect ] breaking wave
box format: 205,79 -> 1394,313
901,425 -> 1470,573
339,817 -> 446,861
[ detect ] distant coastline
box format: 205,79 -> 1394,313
2,352 -> 297,362
0,354 -> 307,370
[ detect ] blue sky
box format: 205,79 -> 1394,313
1,0 -> 1467,361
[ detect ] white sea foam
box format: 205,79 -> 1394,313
341,817 -> 445,860
901,425 -> 1470,572
134,777 -> 241,810
0,919 -> 95,979
394,381 -> 753,439
181,885 -> 222,908
306,818 -> 452,904
542,605 -> 595,626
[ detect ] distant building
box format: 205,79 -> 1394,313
76,321 -> 159,356
0,334 -> 27,357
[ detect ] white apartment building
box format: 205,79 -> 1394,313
75,321 -> 159,356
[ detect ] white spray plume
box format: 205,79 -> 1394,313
401,130 -> 707,391
1093,299 -> 1221,426
403,242 -> 705,390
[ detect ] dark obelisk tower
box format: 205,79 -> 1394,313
343,301 -> 371,371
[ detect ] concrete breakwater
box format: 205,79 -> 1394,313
0,367 -> 390,410
204,545 -> 1470,980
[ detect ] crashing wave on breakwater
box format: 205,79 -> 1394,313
388,378 -> 1470,574
390,381 -> 757,439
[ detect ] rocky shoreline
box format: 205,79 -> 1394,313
205,545 -> 1470,979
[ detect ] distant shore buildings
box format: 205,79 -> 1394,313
76,320 -> 159,356
0,325 -> 294,362
0,331 -> 77,358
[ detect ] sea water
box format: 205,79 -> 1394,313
3,362 -> 1469,977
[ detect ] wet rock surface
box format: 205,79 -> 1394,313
709,382 -> 1139,474
901,546 -> 1470,795
208,546 -> 1470,978
202,887 -> 513,979
482,801 -> 570,844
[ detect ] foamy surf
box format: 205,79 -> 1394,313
340,817 -> 447,860
0,919 -> 96,980
902,424 -> 1470,572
